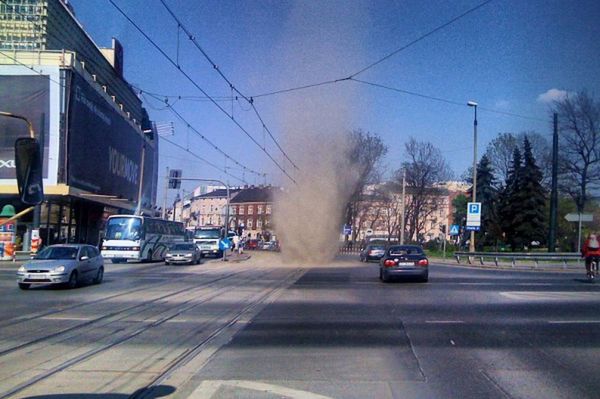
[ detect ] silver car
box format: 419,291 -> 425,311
16,244 -> 104,290
164,243 -> 202,265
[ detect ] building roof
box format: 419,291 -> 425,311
230,186 -> 279,204
195,188 -> 241,199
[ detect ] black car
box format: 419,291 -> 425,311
359,244 -> 386,262
379,245 -> 428,282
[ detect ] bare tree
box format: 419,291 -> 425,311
397,138 -> 453,242
554,91 -> 600,212
345,129 -> 388,239
484,131 -> 551,186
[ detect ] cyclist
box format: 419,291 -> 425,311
582,233 -> 600,279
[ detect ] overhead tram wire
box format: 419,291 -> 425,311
347,0 -> 495,78
248,0 -> 494,99
160,136 -> 248,184
158,0 -> 298,170
142,91 -> 264,178
351,78 -> 548,123
108,0 -> 297,185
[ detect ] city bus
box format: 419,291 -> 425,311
101,215 -> 185,263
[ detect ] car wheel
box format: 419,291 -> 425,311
66,271 -> 78,289
94,266 -> 104,284
381,270 -> 389,283
165,261 -> 170,265
18,283 -> 30,290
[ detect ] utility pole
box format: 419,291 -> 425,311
548,113 -> 559,252
400,169 -> 406,244
468,101 -> 478,253
162,166 -> 169,219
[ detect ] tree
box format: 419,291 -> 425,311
471,155 -> 501,248
498,148 -> 523,250
484,131 -> 551,186
452,194 -> 468,226
512,137 -> 547,247
345,129 -> 388,240
397,138 -> 453,242
554,91 -> 600,212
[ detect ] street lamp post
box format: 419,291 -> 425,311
467,101 -> 478,253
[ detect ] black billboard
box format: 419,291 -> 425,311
67,71 -> 156,206
0,75 -> 50,179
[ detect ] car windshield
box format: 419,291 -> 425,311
171,244 -> 195,251
35,246 -> 78,260
388,246 -> 423,256
194,229 -> 220,239
369,246 -> 385,251
105,217 -> 142,241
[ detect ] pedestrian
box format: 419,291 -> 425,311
232,234 -> 240,254
581,233 -> 600,278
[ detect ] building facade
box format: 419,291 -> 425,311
0,0 -> 158,249
352,181 -> 469,243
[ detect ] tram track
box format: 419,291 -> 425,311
0,261 -> 227,330
0,266 -> 291,398
0,268 -> 250,357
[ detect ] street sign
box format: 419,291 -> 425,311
465,226 -> 480,231
343,224 -> 352,235
449,224 -> 460,236
564,213 -> 593,222
466,202 -> 482,227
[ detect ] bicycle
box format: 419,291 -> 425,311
587,258 -> 599,282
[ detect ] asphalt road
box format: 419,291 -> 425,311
0,252 -> 598,399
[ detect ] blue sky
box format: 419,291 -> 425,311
70,0 -> 600,204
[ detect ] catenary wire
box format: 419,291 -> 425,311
351,78 -> 549,122
160,135 -> 248,184
108,0 -> 297,184
348,0 -> 495,78
158,0 -> 298,169
142,91 -> 264,177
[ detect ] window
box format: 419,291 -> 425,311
248,205 -> 254,214
239,206 -> 245,215
257,205 -> 263,214
247,218 -> 253,229
266,205 -> 272,214
257,219 -> 262,229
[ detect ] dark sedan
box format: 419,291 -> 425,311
379,245 -> 428,282
360,244 -> 386,262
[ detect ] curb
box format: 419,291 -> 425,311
429,257 -> 584,273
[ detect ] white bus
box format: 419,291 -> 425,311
101,215 -> 185,263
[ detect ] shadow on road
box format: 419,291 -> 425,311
22,384 -> 176,399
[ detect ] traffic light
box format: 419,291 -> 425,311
14,137 -> 44,205
168,169 -> 182,189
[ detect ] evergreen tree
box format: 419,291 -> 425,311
474,155 -> 501,248
499,148 -> 523,250
513,137 -> 547,247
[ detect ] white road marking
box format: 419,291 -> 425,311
500,291 -> 599,301
450,340 -> 456,346
189,380 -> 334,399
547,320 -> 600,324
425,320 -> 464,324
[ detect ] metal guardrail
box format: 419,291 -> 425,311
454,251 -> 582,269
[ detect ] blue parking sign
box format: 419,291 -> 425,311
468,203 -> 480,214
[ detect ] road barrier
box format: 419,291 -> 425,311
454,251 -> 582,269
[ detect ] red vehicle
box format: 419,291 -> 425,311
246,239 -> 260,250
